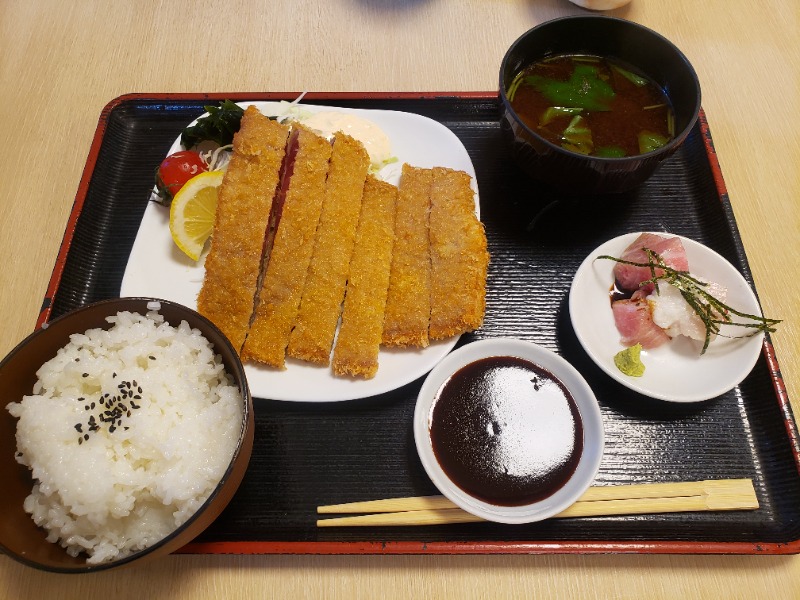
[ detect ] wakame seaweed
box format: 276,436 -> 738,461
181,100 -> 245,148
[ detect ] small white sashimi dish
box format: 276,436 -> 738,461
569,232 -> 767,403
121,101 -> 479,402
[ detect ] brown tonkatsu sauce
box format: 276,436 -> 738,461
430,356 -> 583,506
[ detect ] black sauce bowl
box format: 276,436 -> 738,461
500,16 -> 701,195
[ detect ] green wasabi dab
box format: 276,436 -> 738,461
614,343 -> 645,377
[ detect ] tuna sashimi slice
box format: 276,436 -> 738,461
611,298 -> 672,349
613,233 -> 690,293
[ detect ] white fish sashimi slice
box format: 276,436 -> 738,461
649,280 -> 727,342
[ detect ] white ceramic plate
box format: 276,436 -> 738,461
120,101 -> 478,402
569,232 -> 765,402
414,338 -> 604,524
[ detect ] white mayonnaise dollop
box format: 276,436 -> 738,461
300,111 -> 393,168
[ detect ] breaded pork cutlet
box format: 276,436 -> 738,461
428,167 -> 488,339
197,106 -> 290,353
332,175 -> 397,378
241,125 -> 333,368
382,164 -> 433,348
287,133 -> 370,365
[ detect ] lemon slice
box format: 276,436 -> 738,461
169,170 -> 224,260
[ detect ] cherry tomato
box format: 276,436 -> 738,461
154,150 -> 208,204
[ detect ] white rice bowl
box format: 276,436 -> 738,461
6,309 -> 243,564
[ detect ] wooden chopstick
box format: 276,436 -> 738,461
316,479 -> 758,527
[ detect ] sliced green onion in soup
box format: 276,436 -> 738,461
561,115 -> 594,155
638,131 -> 670,154
539,106 -> 583,126
612,65 -> 649,87
507,71 -> 525,102
595,146 -> 626,158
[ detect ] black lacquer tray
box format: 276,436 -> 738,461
41,93 -> 800,555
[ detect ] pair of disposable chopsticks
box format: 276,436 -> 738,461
316,478 -> 758,527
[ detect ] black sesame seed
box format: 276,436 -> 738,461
90,402 -> 95,409
84,405 -> 90,411
74,423 -> 83,432
83,434 -> 89,440
124,427 -> 129,431
78,437 -> 83,445
109,426 -> 116,433
82,373 -> 89,378
78,397 -> 85,402
113,372 -> 117,378
149,356 -> 155,360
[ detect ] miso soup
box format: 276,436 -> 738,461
507,55 -> 674,157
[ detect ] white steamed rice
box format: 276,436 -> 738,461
6,308 -> 243,564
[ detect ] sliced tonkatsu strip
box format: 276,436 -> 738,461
287,133 -> 370,365
241,125 -> 333,368
197,106 -> 290,353
332,176 -> 398,378
428,167 -> 488,339
382,164 -> 433,347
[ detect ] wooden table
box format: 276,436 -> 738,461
1,0 -> 798,597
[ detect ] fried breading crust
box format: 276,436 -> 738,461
428,167 -> 488,339
382,164 -> 432,347
197,107 -> 290,352
241,125 -> 333,367
332,176 -> 397,378
287,133 -> 369,365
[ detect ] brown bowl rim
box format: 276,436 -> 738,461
0,297 -> 254,573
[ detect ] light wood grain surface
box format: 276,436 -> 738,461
1,0 -> 798,598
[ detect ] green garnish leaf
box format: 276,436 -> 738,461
539,106 -> 583,126
612,65 -> 649,87
638,130 -> 670,154
525,63 -> 615,112
599,250 -> 781,354
595,146 -> 626,158
181,100 -> 245,149
614,343 -> 646,377
561,115 -> 593,155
